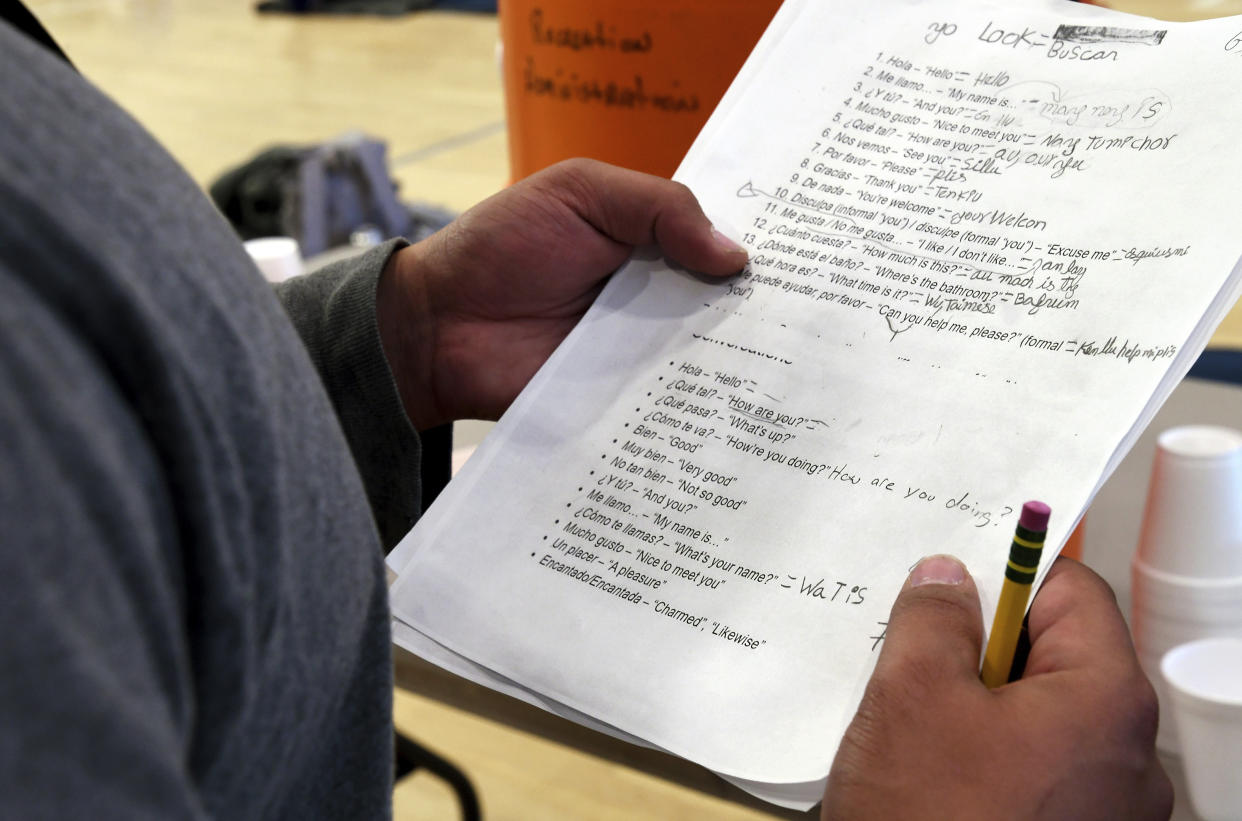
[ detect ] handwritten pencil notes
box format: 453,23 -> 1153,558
390,0 -> 1242,810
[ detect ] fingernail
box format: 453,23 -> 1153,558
910,555 -> 967,587
711,226 -> 747,256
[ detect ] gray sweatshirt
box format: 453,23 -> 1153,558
0,17 -> 436,819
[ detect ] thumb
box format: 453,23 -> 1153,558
825,557 -> 990,817
872,555 -> 986,689
533,158 -> 749,277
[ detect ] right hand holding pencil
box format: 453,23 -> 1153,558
821,555 -> 1173,821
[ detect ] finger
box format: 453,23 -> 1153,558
871,555 -> 986,690
1018,559 -> 1164,805
1022,557 -> 1138,679
1138,756 -> 1176,821
533,158 -> 748,276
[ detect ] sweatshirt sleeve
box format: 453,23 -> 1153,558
0,265 -> 209,821
274,239 -> 451,550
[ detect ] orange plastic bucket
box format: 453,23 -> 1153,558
1061,517 -> 1086,562
499,0 -> 783,180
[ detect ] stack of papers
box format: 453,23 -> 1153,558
389,0 -> 1242,809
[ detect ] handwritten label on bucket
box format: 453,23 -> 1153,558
501,1 -> 783,178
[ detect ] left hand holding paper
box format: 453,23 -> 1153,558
376,158 -> 748,431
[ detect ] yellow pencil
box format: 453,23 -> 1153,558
981,501 -> 1050,688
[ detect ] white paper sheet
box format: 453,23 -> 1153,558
390,617 -> 831,808
390,0 -> 1242,804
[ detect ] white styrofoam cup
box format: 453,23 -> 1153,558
1161,638 -> 1242,821
244,236 -> 303,283
1134,425 -> 1242,578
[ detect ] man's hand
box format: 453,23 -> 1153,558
376,158 -> 747,430
822,555 -> 1173,821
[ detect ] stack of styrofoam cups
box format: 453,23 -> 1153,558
1130,425 -> 1242,754
1160,637 -> 1242,821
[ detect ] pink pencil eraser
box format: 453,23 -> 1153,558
1019,500 -> 1051,532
